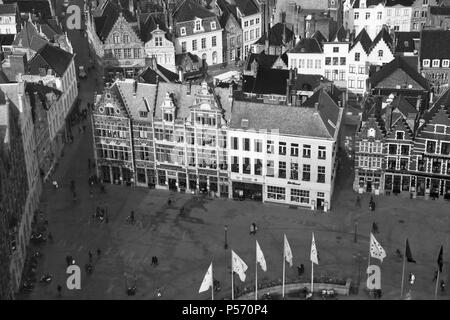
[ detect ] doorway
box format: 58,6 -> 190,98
317,198 -> 324,211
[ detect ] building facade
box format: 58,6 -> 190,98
323,35 -> 350,87
144,25 -> 176,73
287,38 -> 324,75
0,3 -> 19,35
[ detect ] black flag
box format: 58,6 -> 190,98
405,239 -> 416,263
437,246 -> 443,273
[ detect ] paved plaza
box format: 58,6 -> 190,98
17,116 -> 450,299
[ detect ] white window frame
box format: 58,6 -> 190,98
210,21 -> 216,30
422,59 -> 430,67
180,27 -> 186,36
432,59 -> 440,68
443,59 -> 450,68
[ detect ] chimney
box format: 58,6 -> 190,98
178,68 -> 184,83
151,55 -> 157,69
261,2 -> 266,35
133,80 -> 138,95
416,95 -> 422,112
168,5 -> 173,32
286,78 -> 291,105
282,12 -> 286,44
228,83 -> 233,102
10,52 -> 27,76
303,15 -> 307,38
187,81 -> 192,95
314,102 -> 319,113
264,0 -> 269,40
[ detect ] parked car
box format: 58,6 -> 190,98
78,66 -> 87,79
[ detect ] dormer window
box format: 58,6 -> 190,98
423,59 -> 430,67
396,131 -> 404,140
140,111 -> 148,118
195,19 -> 202,32
432,59 -> 440,67
443,60 -> 450,68
180,27 -> 186,36
123,33 -> 129,43
211,21 -> 216,30
155,36 -> 163,46
378,50 -> 383,58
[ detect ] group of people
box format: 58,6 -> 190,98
94,206 -> 108,223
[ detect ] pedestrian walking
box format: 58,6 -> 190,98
441,280 -> 446,292
89,251 -> 93,263
97,248 -> 101,258
83,125 -> 86,133
297,264 -> 305,277
409,272 -> 415,285
151,256 -> 158,266
250,222 -> 257,235
53,180 -> 58,189
372,222 -> 379,234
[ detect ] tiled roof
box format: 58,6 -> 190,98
430,6 -> 450,15
138,64 -> 179,84
331,25 -> 348,42
385,0 -> 415,6
294,74 -> 329,91
242,68 -> 290,95
28,43 -> 74,77
25,82 -> 62,111
230,90 -> 341,139
255,23 -> 295,46
245,52 -> 278,70
139,12 -> 169,42
0,3 -> 17,15
94,0 -> 120,41
12,21 -> 46,49
10,0 -> 52,19
113,80 -> 158,120
423,88 -> 450,122
173,0 -> 216,23
388,95 -> 418,117
350,28 -> 372,53
352,0 -> 385,8
290,37 -> 322,54
38,18 -> 64,40
394,31 -> 419,53
312,30 -> 328,48
369,27 -> 393,54
420,29 -> 450,60
368,56 -> 430,90
234,0 -> 260,16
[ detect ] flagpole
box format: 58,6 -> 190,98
211,263 -> 214,301
311,260 -> 314,294
231,252 -> 234,300
435,269 -> 440,300
400,238 -> 406,298
367,233 -> 371,284
282,245 -> 286,298
255,241 -> 258,300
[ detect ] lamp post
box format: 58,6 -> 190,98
354,221 -> 358,243
224,225 -> 228,249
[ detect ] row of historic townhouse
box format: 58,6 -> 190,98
92,80 -> 343,211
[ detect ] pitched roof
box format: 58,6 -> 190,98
112,80 -> 157,119
351,28 -> 372,53
175,52 -> 201,65
312,30 -> 328,47
138,64 -> 179,84
423,88 -> 450,122
12,21 -> 46,49
388,95 -> 418,117
255,23 -> 295,46
0,3 -> 17,15
25,82 -> 62,110
11,0 -> 52,19
234,0 -> 260,16
332,25 -> 348,42
385,0 -> 415,6
352,0 -> 385,8
230,90 -> 341,139
139,12 -> 169,42
28,43 -> 74,77
290,37 -> 323,54
430,6 -> 450,15
38,18 -> 64,40
173,0 -> 216,23
369,27 -> 393,53
245,52 -> 278,70
368,57 -> 430,90
94,0 -> 120,41
420,29 -> 450,60
242,68 -> 290,95
394,31 -> 419,53
294,74 -> 328,91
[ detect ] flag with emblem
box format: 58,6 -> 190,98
256,240 -> 267,272
311,232 -> 319,265
232,250 -> 248,282
370,233 -> 386,262
198,263 -> 213,293
284,234 -> 293,267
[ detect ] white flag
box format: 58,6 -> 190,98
256,240 -> 267,272
232,250 -> 248,282
311,232 -> 319,265
370,233 -> 387,262
284,234 -> 293,267
198,263 -> 213,293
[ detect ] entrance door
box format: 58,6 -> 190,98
366,181 -> 372,193
101,166 -> 111,183
317,198 -> 324,211
112,166 -> 121,184
168,178 -> 177,191
393,175 -> 401,194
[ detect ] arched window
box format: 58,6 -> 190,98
113,33 -> 120,44
123,33 -> 129,43
212,51 -> 217,64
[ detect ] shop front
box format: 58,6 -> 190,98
356,170 -> 382,194
232,181 -> 263,201
384,173 -> 411,195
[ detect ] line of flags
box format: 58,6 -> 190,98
199,230 -> 444,299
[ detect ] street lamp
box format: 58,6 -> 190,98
224,225 -> 228,249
